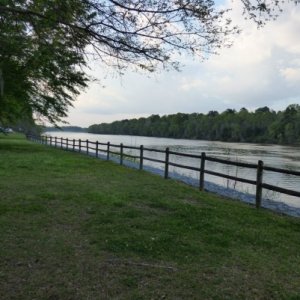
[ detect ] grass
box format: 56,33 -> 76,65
1,134 -> 300,299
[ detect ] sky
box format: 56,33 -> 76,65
62,1 -> 300,127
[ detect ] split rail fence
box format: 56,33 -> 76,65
27,134 -> 300,208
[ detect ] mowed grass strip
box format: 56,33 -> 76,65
0,134 -> 300,300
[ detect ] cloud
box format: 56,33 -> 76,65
280,68 -> 300,84
64,2 -> 300,126
179,79 -> 207,91
179,1 -> 300,107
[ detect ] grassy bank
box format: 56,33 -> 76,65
1,134 -> 300,299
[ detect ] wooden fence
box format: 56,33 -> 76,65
27,134 -> 300,208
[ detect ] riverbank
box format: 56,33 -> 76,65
45,131 -> 300,209
64,143 -> 300,218
1,134 -> 300,299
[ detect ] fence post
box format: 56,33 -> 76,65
107,142 -> 110,160
96,141 -> 99,158
50,136 -> 52,146
120,143 -> 123,165
79,139 -> 81,152
164,147 -> 170,179
60,137 -> 63,149
200,152 -> 206,191
139,145 -> 144,170
55,137 -> 57,147
66,138 -> 69,150
86,139 -> 89,155
73,139 -> 75,151
256,160 -> 264,209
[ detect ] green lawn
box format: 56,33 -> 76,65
1,134 -> 300,299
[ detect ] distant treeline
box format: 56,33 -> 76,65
45,126 -> 87,133
88,104 -> 300,144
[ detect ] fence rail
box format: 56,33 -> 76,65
27,134 -> 300,207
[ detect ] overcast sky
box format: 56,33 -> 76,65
63,1 -> 300,127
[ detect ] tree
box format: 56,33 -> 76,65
0,0 -> 292,125
87,104 -> 300,144
0,0 -> 89,126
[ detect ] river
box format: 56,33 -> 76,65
45,131 -> 300,209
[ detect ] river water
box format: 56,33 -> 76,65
46,132 -> 300,209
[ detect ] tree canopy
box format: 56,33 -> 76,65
0,0 -> 292,126
88,104 -> 300,144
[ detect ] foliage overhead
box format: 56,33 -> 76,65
0,0 -> 89,125
0,0 -> 295,125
